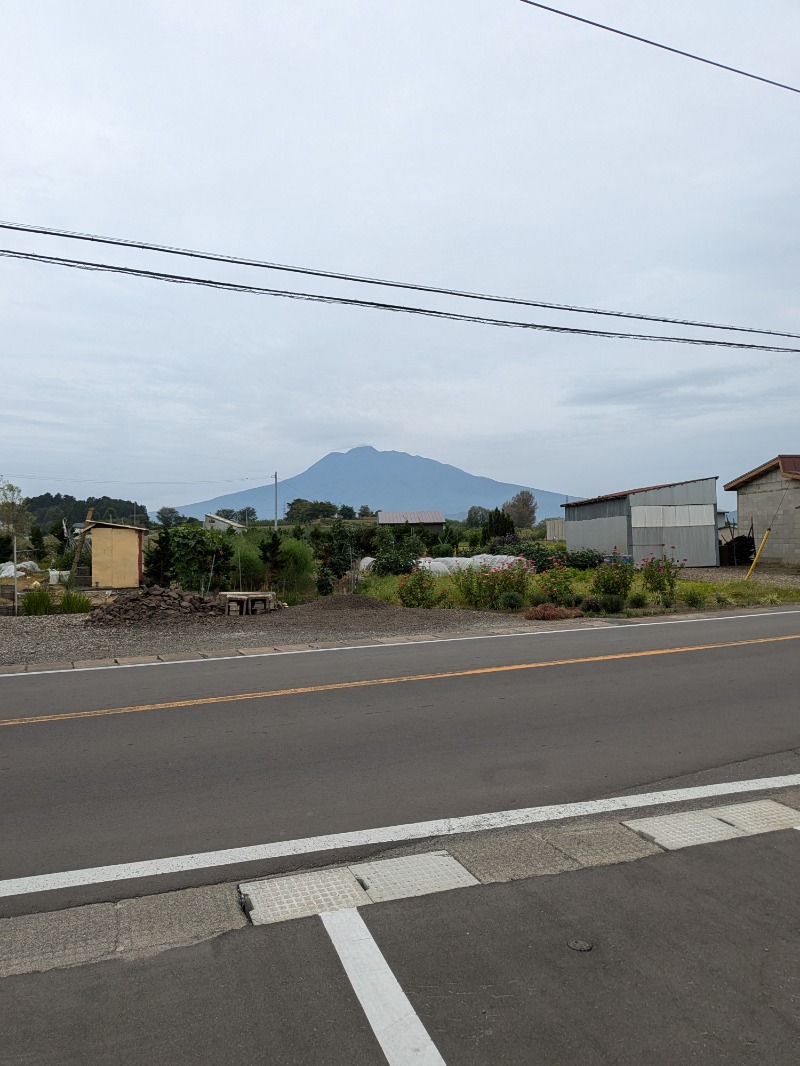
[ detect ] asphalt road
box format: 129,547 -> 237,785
5,830 -> 800,1065
2,610 -> 799,914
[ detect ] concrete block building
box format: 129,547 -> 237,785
724,455 -> 800,567
563,477 -> 719,567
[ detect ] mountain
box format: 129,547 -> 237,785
171,446 -> 570,521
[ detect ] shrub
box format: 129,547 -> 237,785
524,604 -> 583,621
591,554 -> 635,598
520,542 -> 567,572
640,551 -> 685,602
486,534 -> 522,554
581,595 -> 605,615
230,541 -> 267,591
429,543 -> 452,558
714,590 -> 733,607
536,562 -> 573,606
566,548 -> 603,571
21,587 -> 56,615
561,592 -> 584,609
397,567 -> 445,608
499,590 -> 524,611
60,590 -> 92,613
681,587 -> 706,609
527,589 -> 548,607
316,567 -> 335,596
600,593 -> 625,614
627,591 -> 648,609
278,538 -> 316,595
373,547 -> 416,576
451,559 -> 534,610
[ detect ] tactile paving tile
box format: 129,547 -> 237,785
350,852 -> 479,903
241,868 -> 369,925
710,799 -> 800,833
624,799 -> 800,851
622,810 -> 748,850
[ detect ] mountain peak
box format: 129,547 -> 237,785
172,446 -> 568,521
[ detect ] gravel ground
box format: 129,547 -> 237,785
682,567 -> 800,588
3,572 -> 798,668
0,595 -> 607,667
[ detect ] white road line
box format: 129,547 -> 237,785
6,608 -> 800,677
321,908 -> 446,1066
2,774 -> 799,898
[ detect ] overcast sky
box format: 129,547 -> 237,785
2,1 -> 798,514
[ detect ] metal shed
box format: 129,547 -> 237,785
377,510 -> 446,534
87,521 -> 147,588
563,478 -> 719,567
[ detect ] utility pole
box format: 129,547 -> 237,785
12,535 -> 18,616
274,472 -> 278,531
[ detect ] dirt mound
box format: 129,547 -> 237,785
86,586 -> 225,627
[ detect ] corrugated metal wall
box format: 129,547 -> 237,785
565,515 -> 628,556
565,479 -> 719,566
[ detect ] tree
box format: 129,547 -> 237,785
286,498 -> 312,523
338,504 -> 356,520
143,527 -> 173,586
156,506 -> 184,528
481,507 -> 515,543
358,504 -> 374,519
236,506 -> 257,525
28,525 -> 46,560
466,505 -> 490,528
0,479 -> 33,535
258,530 -> 283,587
503,490 -> 538,529
215,508 -> 237,520
169,526 -> 232,590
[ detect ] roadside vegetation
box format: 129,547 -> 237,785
357,548 -> 800,617
4,480 -> 798,619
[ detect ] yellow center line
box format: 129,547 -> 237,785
2,633 -> 798,729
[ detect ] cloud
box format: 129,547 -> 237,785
1,1 -> 799,508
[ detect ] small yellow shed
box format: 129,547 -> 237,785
88,521 -> 146,588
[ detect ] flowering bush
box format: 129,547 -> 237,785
639,548 -> 685,601
450,558 -> 534,610
519,543 -> 567,571
536,561 -> 574,606
397,567 -> 446,608
591,549 -> 635,598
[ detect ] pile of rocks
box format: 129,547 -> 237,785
86,586 -> 225,627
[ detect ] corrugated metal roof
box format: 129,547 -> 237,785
378,510 -> 446,525
724,455 -> 800,491
562,477 -> 717,509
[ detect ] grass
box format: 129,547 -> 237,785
59,590 -> 93,614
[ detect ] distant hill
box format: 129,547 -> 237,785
169,446 -> 570,522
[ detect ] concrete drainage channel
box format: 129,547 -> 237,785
3,797 -> 800,979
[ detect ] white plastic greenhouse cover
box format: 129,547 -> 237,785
359,554 -> 525,575
0,561 -> 42,578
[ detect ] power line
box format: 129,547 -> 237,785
2,247 -> 798,353
3,473 -> 268,486
1,220 -> 797,341
517,1 -> 800,95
